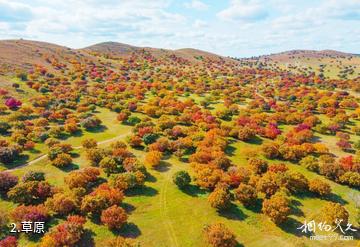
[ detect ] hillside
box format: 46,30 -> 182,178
84,41 -> 231,63
241,50 -> 360,79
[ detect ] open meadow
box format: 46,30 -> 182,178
0,39 -> 360,247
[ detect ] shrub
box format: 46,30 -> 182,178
5,97 -> 22,109
172,170 -> 191,189
10,204 -> 49,225
282,171 -> 309,194
262,194 -> 290,224
203,223 -> 237,247
145,151 -> 162,168
309,179 -> 331,196
81,184 -> 123,215
0,172 -> 18,193
82,138 -> 97,149
0,146 -> 19,164
339,172 -> 360,188
142,133 -> 159,145
256,172 -> 279,198
321,202 -> 349,225
101,205 -> 128,229
99,157 -> 118,176
7,181 -> 52,204
80,116 -> 101,130
208,186 -> 231,210
65,167 -> 100,189
0,236 -> 17,247
299,156 -> 319,172
111,171 -> 145,191
261,142 -> 280,159
106,237 -> 139,247
21,171 -> 45,182
237,126 -> 255,141
39,215 -> 86,247
234,184 -> 257,206
45,193 -> 76,216
51,153 -> 72,168
248,158 -> 268,175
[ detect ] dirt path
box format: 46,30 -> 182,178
7,133 -> 129,171
159,169 -> 179,247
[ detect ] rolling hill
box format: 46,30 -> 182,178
241,50 -> 360,79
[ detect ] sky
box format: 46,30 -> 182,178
0,0 -> 359,57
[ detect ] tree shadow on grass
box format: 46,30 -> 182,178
5,154 -> 30,169
225,145 -> 236,157
279,217 -> 312,238
125,186 -> 158,197
78,229 -> 96,247
247,136 -> 263,145
155,161 -> 171,172
58,163 -> 79,172
179,157 -> 189,163
28,149 -> 41,154
72,130 -> 84,138
113,222 -> 141,239
145,172 -> 157,183
290,199 -> 304,217
325,193 -> 348,205
86,125 -> 107,133
244,198 -> 263,213
296,191 -> 348,205
121,202 -> 136,214
182,184 -> 207,197
70,152 -> 80,159
219,203 -> 248,221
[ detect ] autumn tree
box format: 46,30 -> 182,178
262,193 -> 290,224
145,151 -> 162,168
0,236 -> 17,247
339,172 -> 360,188
309,179 -> 331,196
7,180 -> 53,204
203,223 -> 237,247
299,156 -> 319,172
21,171 -> 45,182
192,164 -> 222,190
234,184 -> 257,206
0,172 -> 18,194
45,193 -> 76,216
321,202 -> 349,225
105,237 -> 139,247
82,138 -> 97,149
101,205 -> 128,229
248,157 -> 268,175
39,215 -> 86,247
10,204 -> 49,226
111,171 -> 145,191
208,186 -> 231,210
261,142 -> 280,159
65,167 -> 100,189
256,172 -> 279,198
81,183 -> 123,215
51,153 -> 73,168
100,157 -> 118,176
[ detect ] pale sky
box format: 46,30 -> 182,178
0,0 -> 359,57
